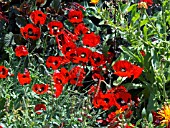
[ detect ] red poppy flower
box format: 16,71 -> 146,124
113,60 -> 133,78
90,52 -> 105,67
139,0 -> 153,6
90,85 -> 111,110
17,68 -> 31,85
92,73 -> 104,82
74,23 -> 89,35
61,42 -> 77,55
65,48 -> 78,63
54,83 -> 63,98
15,45 -> 29,57
60,68 -> 70,83
46,56 -> 62,70
30,10 -> 46,25
60,56 -> 70,65
92,91 -> 117,110
82,32 -> 100,47
20,24 -> 41,40
68,9 -> 83,24
69,66 -> 86,86
113,60 -> 143,79
47,21 -> 63,36
32,84 -> 49,95
112,86 -> 132,108
34,104 -> 46,114
0,66 -> 8,79
131,65 -> 143,80
92,85 -> 132,110
53,71 -> 68,85
76,47 -> 92,63
65,47 -> 92,64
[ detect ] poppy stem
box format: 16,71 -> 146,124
100,80 -> 111,89
22,87 -> 31,122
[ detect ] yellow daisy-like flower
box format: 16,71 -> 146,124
157,104 -> 170,126
90,0 -> 99,5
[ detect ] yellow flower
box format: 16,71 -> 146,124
157,104 -> 170,126
138,2 -> 148,9
90,0 -> 99,5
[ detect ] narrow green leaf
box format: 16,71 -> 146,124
127,4 -> 137,12
113,77 -> 127,86
132,13 -> 140,23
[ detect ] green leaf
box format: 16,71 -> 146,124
127,4 -> 137,12
4,32 -> 15,46
123,83 -> 143,90
83,18 -> 100,31
0,98 -> 6,110
146,92 -> 157,112
15,15 -> 27,28
50,0 -> 61,11
140,19 -> 148,27
113,77 -> 127,86
120,46 -> 142,63
102,45 -> 110,57
143,25 -> 148,41
121,3 -> 130,14
98,20 -> 105,25
132,13 -> 140,23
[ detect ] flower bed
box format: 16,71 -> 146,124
0,0 -> 170,127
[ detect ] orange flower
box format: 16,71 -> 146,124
157,103 -> 170,127
138,2 -> 148,9
90,0 -> 99,4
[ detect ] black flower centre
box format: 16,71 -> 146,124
81,53 -> 86,58
38,87 -> 45,92
28,28 -> 33,35
53,61 -> 58,65
22,75 -> 27,78
121,68 -> 126,72
94,57 -> 101,62
0,68 -> 5,75
66,47 -> 71,52
38,14 -> 42,17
